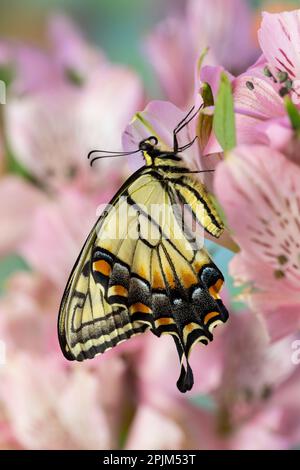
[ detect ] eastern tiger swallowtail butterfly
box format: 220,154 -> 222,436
58,106 -> 228,393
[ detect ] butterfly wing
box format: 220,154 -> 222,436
58,167 -> 228,392
58,169 -> 153,361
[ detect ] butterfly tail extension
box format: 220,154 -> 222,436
173,335 -> 194,393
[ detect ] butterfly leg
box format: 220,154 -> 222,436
173,105 -> 203,153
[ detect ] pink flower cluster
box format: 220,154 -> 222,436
0,1 -> 300,450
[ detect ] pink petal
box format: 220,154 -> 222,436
1,355 -> 125,449
0,272 -> 61,357
5,66 -> 142,190
145,17 -> 195,107
215,145 -> 300,334
19,189 -> 106,287
230,407 -> 294,450
218,312 -> 296,401
233,67 -> 284,121
123,100 -> 202,172
48,14 -> 106,77
0,176 -> 46,255
216,145 -> 300,288
187,0 -> 258,74
259,304 -> 300,342
0,42 -> 63,94
232,61 -> 287,146
82,66 -> 143,154
136,328 -> 225,402
254,117 -> 292,150
125,403 -> 185,450
258,10 -> 300,80
200,65 -> 225,97
4,86 -> 87,188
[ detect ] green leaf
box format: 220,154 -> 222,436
64,67 -> 85,87
196,47 -> 209,76
0,65 -> 14,89
284,96 -> 300,133
201,82 -> 214,107
213,72 -> 236,151
196,82 -> 214,152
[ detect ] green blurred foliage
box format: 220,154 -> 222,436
0,255 -> 29,294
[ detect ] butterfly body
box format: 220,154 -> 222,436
58,130 -> 228,393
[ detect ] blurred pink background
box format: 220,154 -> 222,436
0,0 -> 300,450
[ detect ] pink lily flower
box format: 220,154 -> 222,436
0,14 -> 106,95
0,267 -> 144,449
196,10 -> 300,158
145,0 -> 257,107
215,145 -> 300,341
4,67 -> 142,192
0,272 -> 62,358
258,10 -> 300,104
0,176 -> 46,256
18,187 -> 113,288
0,354 -> 127,449
126,310 -> 300,450
197,60 -> 291,156
0,14 -> 143,192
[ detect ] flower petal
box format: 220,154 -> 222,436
48,14 -> 106,78
0,176 -> 46,255
215,145 -> 300,330
258,10 -> 300,79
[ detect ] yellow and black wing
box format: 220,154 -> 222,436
58,169 -> 152,361
58,167 -> 228,392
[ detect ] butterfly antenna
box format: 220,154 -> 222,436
88,148 -> 140,167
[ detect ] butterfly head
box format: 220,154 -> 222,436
139,136 -> 158,153
139,136 -> 165,166
139,135 -> 182,168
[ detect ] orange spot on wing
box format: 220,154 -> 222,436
180,270 -> 198,288
209,278 -> 223,298
129,303 -> 152,315
109,285 -> 128,297
155,317 -> 175,327
194,262 -> 201,272
137,265 -> 147,280
93,259 -> 111,276
204,311 -> 220,325
184,323 -> 196,334
192,251 -> 210,273
152,271 -> 165,289
165,268 -> 175,288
